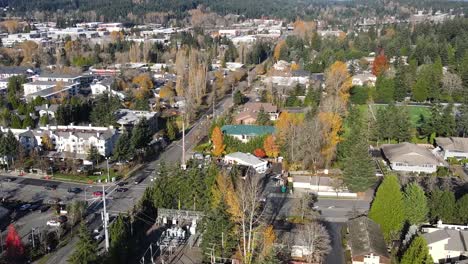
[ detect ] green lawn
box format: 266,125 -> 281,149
357,104 -> 431,127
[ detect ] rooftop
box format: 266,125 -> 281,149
347,216 -> 389,258
435,137 -> 468,153
221,125 -> 275,136
225,152 -> 266,166
381,142 -> 440,166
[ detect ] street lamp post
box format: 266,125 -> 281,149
105,157 -> 110,183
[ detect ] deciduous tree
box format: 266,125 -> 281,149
5,224 -> 25,263
403,183 -> 428,225
263,135 -> 279,158
211,126 -> 225,157
299,221 -> 331,264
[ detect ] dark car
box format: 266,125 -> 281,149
39,205 -> 51,213
44,184 -> 57,190
29,204 -> 41,211
4,177 -> 16,182
67,187 -> 82,194
116,181 -> 127,187
116,187 -> 128,192
58,215 -> 68,223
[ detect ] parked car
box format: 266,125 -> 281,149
19,204 -> 31,211
29,204 -> 41,211
134,176 -> 145,184
67,187 -> 82,194
3,177 -> 16,182
58,215 -> 68,223
46,220 -> 61,227
94,233 -> 104,242
93,191 -> 107,197
44,184 -> 57,190
39,205 -> 51,213
116,181 -> 127,187
116,187 -> 128,192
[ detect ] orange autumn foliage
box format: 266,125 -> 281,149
263,135 -> 279,158
372,52 -> 389,76
293,19 -> 317,39
261,225 -> 276,257
211,126 -> 225,157
275,111 -> 304,145
291,62 -> 300,71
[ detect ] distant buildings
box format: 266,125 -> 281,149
352,73 -> 377,87
434,137 -> 468,160
115,109 -> 159,132
90,78 -> 126,100
234,102 -> 279,125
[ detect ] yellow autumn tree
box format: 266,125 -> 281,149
263,135 -> 279,158
211,126 -> 225,157
132,73 -> 154,90
291,62 -> 300,71
319,61 -> 352,166
260,225 -> 276,259
273,40 -> 286,62
159,83 -> 175,99
275,111 -> 304,146
293,19 -> 316,40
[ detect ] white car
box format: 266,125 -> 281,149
46,220 -> 61,227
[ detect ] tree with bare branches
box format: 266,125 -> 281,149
299,221 -> 331,264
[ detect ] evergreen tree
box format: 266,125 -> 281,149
4,130 -> 18,160
10,114 -> 21,129
90,94 -> 120,126
403,183 -> 428,225
113,132 -> 133,162
460,51 -> 468,89
22,115 -> 34,129
429,189 -> 456,223
108,215 -> 129,264
39,114 -> 49,126
87,146 -> 101,165
69,222 -> 98,264
456,194 -> 468,224
375,76 -> 395,104
369,174 -> 405,242
395,107 -> 412,142
394,58 -> 408,102
412,65 -> 431,102
166,118 -> 177,141
233,90 -> 245,105
439,103 -> 455,136
400,236 -> 433,264
456,104 -> 468,137
342,137 -> 376,192
131,117 -> 152,150
256,107 -> 270,125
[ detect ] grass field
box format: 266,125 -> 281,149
357,104 -> 431,126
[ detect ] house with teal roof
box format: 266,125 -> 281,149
221,125 -> 275,143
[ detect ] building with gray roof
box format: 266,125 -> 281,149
347,216 -> 390,264
381,143 -> 444,173
422,221 -> 468,263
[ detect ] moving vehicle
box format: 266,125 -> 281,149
67,187 -> 82,194
134,175 -> 145,184
19,204 -> 31,211
46,220 -> 61,227
4,177 -> 16,182
116,187 -> 128,192
116,181 -> 127,187
44,184 -> 57,190
93,191 -> 107,197
39,205 -> 51,213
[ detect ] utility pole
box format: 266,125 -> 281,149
181,112 -> 186,169
31,228 -> 35,248
106,157 -> 110,183
102,185 -> 110,252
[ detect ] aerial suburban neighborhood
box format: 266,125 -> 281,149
0,0 -> 465,264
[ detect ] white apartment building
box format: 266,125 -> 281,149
39,125 -> 119,157
23,81 -> 80,100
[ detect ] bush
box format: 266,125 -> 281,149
436,167 -> 450,177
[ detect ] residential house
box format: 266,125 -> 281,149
0,127 -> 39,151
39,125 -> 119,157
352,73 -> 377,87
422,220 -> 468,263
0,66 -> 36,79
221,125 -> 275,143
224,152 -> 268,173
35,104 -> 59,119
90,78 -> 126,100
381,143 -> 443,173
234,102 -> 279,125
115,109 -> 159,132
23,81 -> 80,101
347,216 -> 390,264
435,137 -> 468,160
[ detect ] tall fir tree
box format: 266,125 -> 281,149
429,189 -> 456,223
456,194 -> 468,224
68,222 -> 98,264
400,236 -> 433,264
369,174 -> 405,242
403,183 -> 428,225
131,117 -> 152,150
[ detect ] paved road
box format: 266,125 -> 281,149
39,96 -> 234,264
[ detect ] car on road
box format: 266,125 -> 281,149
67,187 -> 82,194
46,220 -> 61,227
19,204 -> 31,211
39,205 -> 51,213
93,191 -> 107,197
116,181 -> 127,187
93,226 -> 103,234
134,176 -> 145,184
29,204 -> 41,211
94,233 -> 104,242
116,187 -> 128,192
3,177 -> 16,182
44,184 -> 57,190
